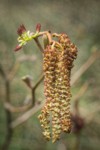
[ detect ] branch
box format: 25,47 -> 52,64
85,104 -> 100,124
31,74 -> 44,106
0,64 -> 6,80
8,55 -> 36,81
71,51 -> 100,86
4,101 -> 32,113
0,64 -> 13,150
34,38 -> 44,52
33,74 -> 44,90
10,51 -> 100,128
73,82 -> 89,102
72,82 -> 89,115
34,31 -> 52,52
8,62 -> 20,81
11,102 -> 45,129
22,74 -> 44,107
5,74 -> 44,113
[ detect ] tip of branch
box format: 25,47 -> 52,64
14,45 -> 22,52
22,75 -> 33,89
17,24 -> 26,36
36,23 -> 41,32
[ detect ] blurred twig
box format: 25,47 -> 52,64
73,82 -> 89,102
22,73 -> 44,107
71,51 -> 100,85
71,83 -> 89,150
11,102 -> 45,129
4,101 -> 32,113
5,74 -> 44,113
85,104 -> 100,124
0,64 -> 13,150
31,74 -> 44,106
34,38 -> 44,52
8,55 -> 36,81
73,82 -> 89,114
8,61 -> 20,81
10,74 -> 44,127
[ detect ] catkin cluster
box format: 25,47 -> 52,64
38,34 -> 77,142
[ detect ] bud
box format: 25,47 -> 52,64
17,24 -> 26,36
14,45 -> 22,51
22,75 -> 33,89
42,34 -> 49,48
36,23 -> 41,32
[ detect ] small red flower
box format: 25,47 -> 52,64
14,45 -> 22,51
17,24 -> 26,36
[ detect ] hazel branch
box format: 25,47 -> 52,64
10,50 -> 100,128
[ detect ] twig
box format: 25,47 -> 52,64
85,104 -> 100,124
8,55 -> 36,81
72,82 -> 89,114
34,31 -> 52,52
31,74 -> 44,106
11,102 -> 45,129
17,55 -> 36,62
4,101 -> 32,113
34,38 -> 44,52
71,51 -> 100,86
0,64 -> 13,150
74,133 -> 80,150
73,82 -> 89,102
71,82 -> 88,150
8,62 -> 20,81
22,74 -> 44,107
5,75 -> 44,113
33,74 -> 44,90
0,64 -> 6,79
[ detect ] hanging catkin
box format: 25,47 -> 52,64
38,45 -> 57,140
58,34 -> 77,133
38,34 -> 77,142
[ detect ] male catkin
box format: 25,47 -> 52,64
38,34 -> 77,142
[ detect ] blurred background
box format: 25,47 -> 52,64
0,0 -> 100,150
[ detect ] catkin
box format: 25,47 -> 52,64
38,45 -> 57,140
58,34 -> 77,132
38,34 -> 77,142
